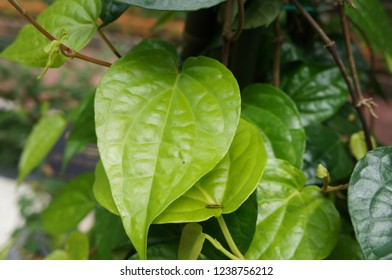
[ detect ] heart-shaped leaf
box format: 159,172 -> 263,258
95,41 -> 240,259
1,0 -> 101,67
116,0 -> 225,11
154,118 -> 267,224
245,159 -> 340,259
281,63 -> 349,126
348,146 -> 392,260
241,83 -> 305,169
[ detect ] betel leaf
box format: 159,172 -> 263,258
241,83 -> 305,169
18,114 -> 66,183
303,124 -> 354,185
245,159 -> 340,260
116,0 -> 225,11
346,0 -> 392,73
280,63 -> 349,126
95,40 -> 240,259
65,231 -> 89,260
241,0 -> 283,29
178,223 -> 205,260
42,173 -> 95,235
154,118 -> 266,224
348,146 -> 392,260
100,0 -> 130,27
93,160 -> 119,215
1,0 -> 101,67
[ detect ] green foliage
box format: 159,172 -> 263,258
3,0 -> 392,261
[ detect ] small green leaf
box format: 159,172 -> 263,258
45,250 -> 70,260
178,223 -> 206,260
95,40 -> 240,259
93,161 -> 119,215
241,0 -> 283,29
155,118 -> 267,223
42,173 -> 95,235
116,0 -> 225,11
348,146 -> 392,260
100,0 -> 129,27
349,131 -> 377,161
66,231 -> 89,260
1,0 -> 101,67
281,63 -> 349,126
316,163 -> 329,179
18,114 -> 66,183
241,83 -> 305,169
245,159 -> 340,260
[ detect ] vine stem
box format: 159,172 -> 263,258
204,234 -> 241,260
290,0 -> 373,151
217,216 -> 245,260
8,0 -> 112,67
97,26 -> 122,58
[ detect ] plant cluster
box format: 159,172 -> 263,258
0,0 -> 391,260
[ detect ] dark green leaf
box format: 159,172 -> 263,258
178,223 -> 205,260
18,114 -> 66,183
95,40 -> 240,259
116,0 -> 225,11
65,231 -> 89,260
245,159 -> 340,259
42,173 -> 95,235
1,0 -> 101,67
348,146 -> 392,260
155,118 -> 266,223
281,63 -> 349,126
242,0 -> 283,29
130,243 -> 179,260
241,83 -> 305,169
303,124 -> 354,185
100,0 -> 129,27
324,102 -> 362,137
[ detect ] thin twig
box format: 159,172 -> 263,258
97,26 -> 122,58
290,0 -> 373,151
273,15 -> 283,87
8,0 -> 112,68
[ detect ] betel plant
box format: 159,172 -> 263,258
1,0 -> 391,260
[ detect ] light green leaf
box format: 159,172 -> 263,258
346,0 -> 392,73
241,83 -> 305,169
66,231 -> 89,260
178,223 -> 206,260
95,41 -> 241,259
93,160 -> 119,215
42,173 -> 95,235
116,0 -> 225,11
45,250 -> 70,260
18,114 -> 66,183
348,146 -> 392,260
349,131 -> 377,161
154,118 -> 267,223
1,0 -> 101,67
245,159 -> 340,260
281,63 -> 349,126
242,0 -> 283,29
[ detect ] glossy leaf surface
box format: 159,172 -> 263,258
245,159 -> 340,259
95,42 -> 240,259
42,173 -> 95,235
116,0 -> 225,11
1,0 -> 101,67
303,124 -> 354,185
100,0 -> 129,27
281,63 -> 349,126
178,223 -> 205,260
348,146 -> 392,260
241,84 -> 305,169
154,118 -> 266,223
18,114 -> 66,183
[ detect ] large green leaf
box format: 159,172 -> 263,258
245,159 -> 340,259
154,118 -> 266,223
303,124 -> 354,185
348,146 -> 392,260
346,0 -> 392,73
1,0 -> 101,67
116,0 -> 225,11
18,114 -> 66,183
241,83 -> 305,169
95,41 -> 240,259
242,0 -> 283,29
281,63 -> 349,126
42,173 -> 95,235
100,0 -> 129,27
